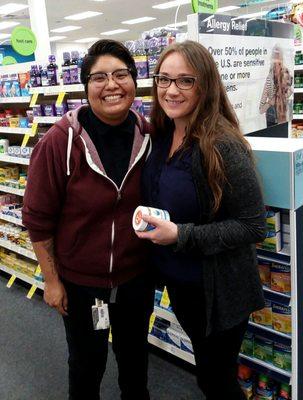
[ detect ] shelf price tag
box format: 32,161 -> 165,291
149,312 -> 156,333
29,92 -> 39,107
7,274 -> 16,288
27,284 -> 37,299
160,287 -> 170,309
56,92 -> 66,106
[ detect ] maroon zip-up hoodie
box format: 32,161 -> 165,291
22,105 -> 151,287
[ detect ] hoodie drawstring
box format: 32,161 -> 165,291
67,127 -> 73,176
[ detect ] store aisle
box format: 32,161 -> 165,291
0,275 -> 203,400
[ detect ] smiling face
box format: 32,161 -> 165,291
87,54 -> 136,125
157,52 -> 200,128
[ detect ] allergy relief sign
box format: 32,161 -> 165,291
187,13 -> 294,134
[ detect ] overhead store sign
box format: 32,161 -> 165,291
187,13 -> 294,134
191,0 -> 218,14
11,26 -> 37,56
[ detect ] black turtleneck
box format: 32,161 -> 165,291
78,107 -> 135,187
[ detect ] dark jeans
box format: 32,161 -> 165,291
63,273 -> 154,400
167,283 -> 248,400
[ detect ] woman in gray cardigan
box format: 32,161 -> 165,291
136,41 -> 266,400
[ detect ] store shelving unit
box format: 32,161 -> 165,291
0,213 -> 23,226
0,127 -> 33,135
33,116 -> 61,124
0,238 -> 36,261
0,155 -> 30,166
0,263 -> 44,290
148,334 -> 195,365
1,97 -> 31,103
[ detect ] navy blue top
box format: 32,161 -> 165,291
142,132 -> 203,284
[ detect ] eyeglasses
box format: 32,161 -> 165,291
154,74 -> 197,90
88,68 -> 131,86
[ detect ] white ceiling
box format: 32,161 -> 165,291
0,0 -> 292,45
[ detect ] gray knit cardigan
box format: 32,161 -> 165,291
175,140 -> 266,335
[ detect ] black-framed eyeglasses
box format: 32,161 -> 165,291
87,68 -> 131,85
154,74 -> 197,90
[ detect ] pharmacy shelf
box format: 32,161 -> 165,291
148,334 -> 195,365
137,78 -> 153,88
0,239 -> 36,261
0,213 -> 23,226
0,154 -> 30,165
29,83 -> 84,95
0,263 -> 43,290
257,248 -> 290,264
0,96 -> 31,103
295,65 -> 303,71
0,127 -> 32,135
293,114 -> 303,120
29,80 -> 153,95
0,185 -> 24,196
294,88 -> 303,93
263,286 -> 291,307
154,306 -> 178,324
248,321 -> 291,342
33,116 -> 61,124
239,353 -> 291,384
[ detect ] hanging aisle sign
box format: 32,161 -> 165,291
187,13 -> 294,134
11,26 -> 37,56
192,0 -> 218,13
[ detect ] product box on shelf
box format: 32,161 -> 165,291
272,302 -> 291,334
252,299 -> 272,327
240,331 -> 254,356
257,231 -> 282,252
270,264 -> 291,294
18,72 -> 30,96
273,342 -> 292,372
265,209 -> 281,232
258,259 -> 271,287
253,335 -> 273,363
8,74 -> 21,97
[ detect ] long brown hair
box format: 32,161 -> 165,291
151,40 -> 253,214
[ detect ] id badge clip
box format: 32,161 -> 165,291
92,298 -> 110,330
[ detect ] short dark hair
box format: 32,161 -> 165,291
80,39 -> 137,94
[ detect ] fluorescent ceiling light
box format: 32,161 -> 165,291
0,3 -> 28,14
122,17 -> 156,25
74,37 -> 99,43
153,0 -> 190,9
167,20 -> 187,27
65,11 -> 102,21
0,33 -> 10,39
51,25 -> 82,33
0,21 -> 19,30
217,6 -> 240,12
233,10 -> 267,20
49,36 -> 67,42
100,29 -> 129,35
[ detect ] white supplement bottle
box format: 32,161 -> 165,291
132,206 -> 170,232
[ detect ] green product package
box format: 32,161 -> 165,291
273,342 -> 291,371
253,336 -> 273,363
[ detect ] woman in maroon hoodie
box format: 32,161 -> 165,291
22,40 -> 153,400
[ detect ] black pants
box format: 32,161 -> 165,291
167,283 -> 248,400
63,273 -> 154,400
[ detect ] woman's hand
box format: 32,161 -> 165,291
135,214 -> 178,245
